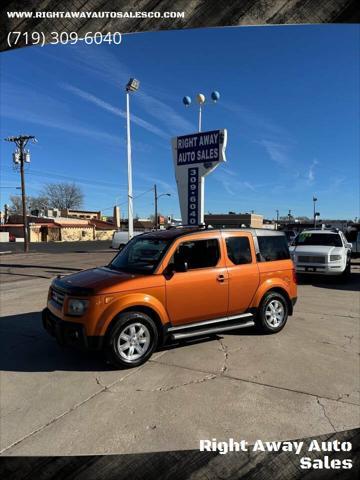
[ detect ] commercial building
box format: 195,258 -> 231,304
0,214 -> 116,242
59,209 -> 102,220
204,213 -> 263,229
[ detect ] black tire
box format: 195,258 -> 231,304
106,311 -> 158,368
257,291 -> 288,334
342,259 -> 351,279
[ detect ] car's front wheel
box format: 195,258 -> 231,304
342,258 -> 351,278
258,292 -> 288,333
106,311 -> 158,368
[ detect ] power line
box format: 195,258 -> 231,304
101,187 -> 154,212
1,167 -> 128,189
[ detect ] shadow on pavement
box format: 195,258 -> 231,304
0,311 -> 108,373
0,312 -> 228,373
0,263 -> 82,271
297,271 -> 360,292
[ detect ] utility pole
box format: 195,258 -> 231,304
154,184 -> 158,230
288,209 -> 292,225
4,135 -> 36,253
154,184 -> 171,230
276,209 -> 279,230
4,204 -> 9,224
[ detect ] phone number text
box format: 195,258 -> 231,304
7,31 -> 122,47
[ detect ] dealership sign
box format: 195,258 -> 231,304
172,129 -> 227,225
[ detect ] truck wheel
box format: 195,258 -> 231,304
258,292 -> 288,334
106,311 -> 158,368
342,259 -> 351,278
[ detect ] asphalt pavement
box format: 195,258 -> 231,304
0,243 -> 359,455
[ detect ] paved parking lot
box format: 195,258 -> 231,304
0,243 -> 359,455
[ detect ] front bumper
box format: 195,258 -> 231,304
42,308 -> 103,350
295,264 -> 345,275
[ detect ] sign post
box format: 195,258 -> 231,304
171,129 -> 227,225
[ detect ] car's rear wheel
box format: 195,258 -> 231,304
258,292 -> 288,333
106,311 -> 158,368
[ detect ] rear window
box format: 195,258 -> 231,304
258,235 -> 290,261
226,237 -> 252,264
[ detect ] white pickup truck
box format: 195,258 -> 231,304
289,229 -> 352,276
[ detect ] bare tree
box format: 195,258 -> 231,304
8,195 -> 49,215
42,183 -> 84,210
8,195 -> 23,215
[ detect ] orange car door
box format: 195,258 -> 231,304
163,235 -> 228,325
222,232 -> 260,315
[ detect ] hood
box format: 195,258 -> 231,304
289,245 -> 342,255
52,267 -> 143,295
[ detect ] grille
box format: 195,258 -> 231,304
51,287 -> 65,307
297,255 -> 325,264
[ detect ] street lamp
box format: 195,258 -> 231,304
154,184 -> 171,230
182,91 -> 220,132
313,196 -> 318,228
125,78 -> 140,240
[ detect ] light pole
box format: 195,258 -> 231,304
125,78 -> 140,240
313,196 -> 318,228
4,135 -> 36,253
183,91 -> 220,133
154,184 -> 171,230
276,209 -> 279,230
288,209 -> 292,225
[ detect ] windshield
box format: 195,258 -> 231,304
109,236 -> 171,274
295,232 -> 342,247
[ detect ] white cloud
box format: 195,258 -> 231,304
307,159 -> 319,185
61,83 -> 168,139
258,139 -> 290,166
56,45 -> 195,136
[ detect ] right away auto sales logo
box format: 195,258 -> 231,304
200,438 -> 353,469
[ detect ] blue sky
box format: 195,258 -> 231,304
0,25 -> 359,220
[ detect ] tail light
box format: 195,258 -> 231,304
292,268 -> 297,284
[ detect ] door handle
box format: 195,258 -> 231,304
217,274 -> 226,282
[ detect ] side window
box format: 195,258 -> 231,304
258,235 -> 290,261
172,238 -> 220,269
225,236 -> 252,265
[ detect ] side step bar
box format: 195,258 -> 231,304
171,320 -> 255,340
168,312 -> 255,341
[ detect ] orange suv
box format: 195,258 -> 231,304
43,227 -> 297,368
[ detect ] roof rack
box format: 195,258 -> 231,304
301,227 -> 339,233
167,223 -> 213,230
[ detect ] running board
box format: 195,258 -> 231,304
168,312 -> 255,341
171,320 -> 255,340
168,312 -> 253,332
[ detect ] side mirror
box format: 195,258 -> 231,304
346,242 -> 352,249
118,243 -> 125,251
163,260 -> 188,279
174,260 -> 188,273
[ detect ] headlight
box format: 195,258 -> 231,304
330,255 -> 342,261
67,298 -> 89,316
